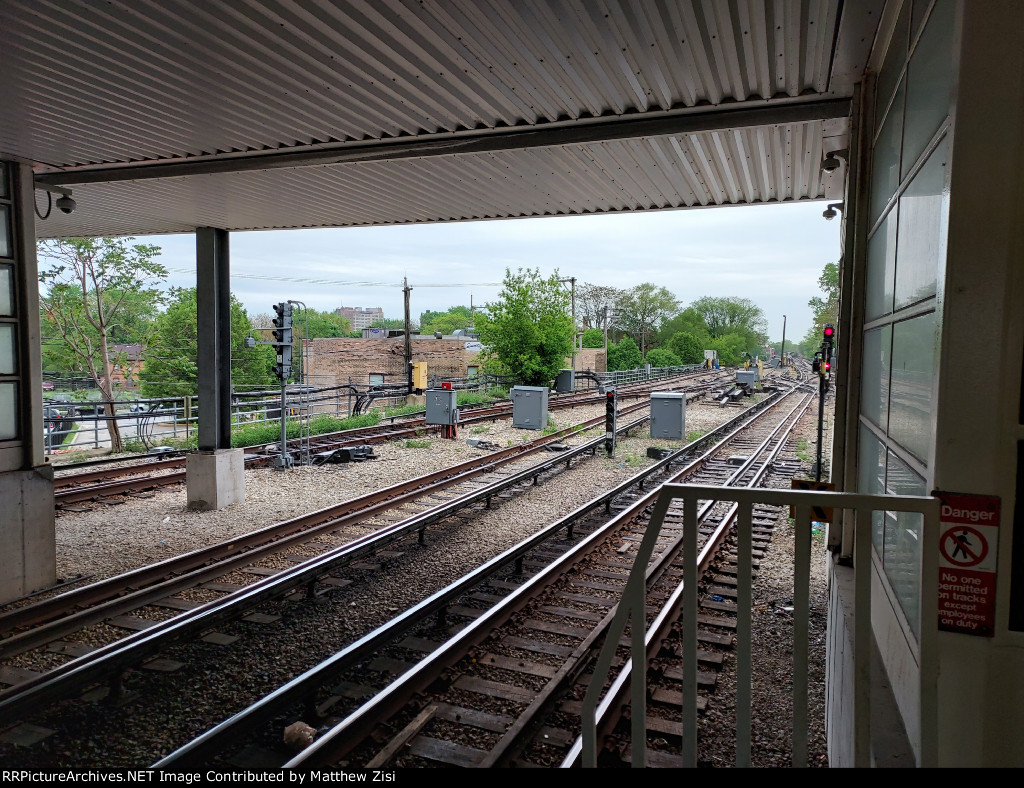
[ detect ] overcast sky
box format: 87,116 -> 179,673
140,200 -> 840,345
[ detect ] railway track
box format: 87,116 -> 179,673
0,373 -> 800,768
51,369 -> 734,510
145,383 -> 813,769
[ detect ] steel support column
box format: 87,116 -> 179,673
196,227 -> 232,451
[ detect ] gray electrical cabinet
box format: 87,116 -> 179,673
650,392 -> 686,440
425,388 -> 458,425
736,370 -> 756,387
555,369 -> 575,393
511,385 -> 549,429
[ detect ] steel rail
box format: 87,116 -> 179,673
278,388 -> 805,767
0,403 -> 670,720
152,387 -> 787,768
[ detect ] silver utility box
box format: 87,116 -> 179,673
555,369 -> 575,393
511,385 -> 549,430
650,392 -> 686,440
736,370 -> 757,387
425,388 -> 458,425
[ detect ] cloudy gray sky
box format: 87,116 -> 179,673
140,200 -> 840,345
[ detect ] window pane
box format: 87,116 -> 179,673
866,209 -> 898,320
0,162 -> 7,199
890,312 -> 938,462
902,0 -> 954,178
861,325 -> 892,432
875,0 -> 911,134
0,205 -> 10,259
0,381 -> 16,440
884,451 -> 926,639
0,323 -> 16,374
858,427 -> 887,552
0,265 -> 12,316
895,135 -> 949,309
871,81 -> 905,224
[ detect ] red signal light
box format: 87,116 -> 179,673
823,360 -> 831,372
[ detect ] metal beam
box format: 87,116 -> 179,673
35,97 -> 850,186
196,228 -> 232,451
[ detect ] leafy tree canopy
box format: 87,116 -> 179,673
139,287 -> 276,398
475,267 -> 574,387
658,308 -> 710,346
613,283 -> 680,356
607,336 -> 643,372
420,305 -> 473,335
580,327 -> 605,348
645,347 -> 682,368
667,331 -> 705,364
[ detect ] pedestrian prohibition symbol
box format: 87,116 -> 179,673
940,525 -> 988,568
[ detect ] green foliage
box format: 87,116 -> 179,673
580,328 -> 605,348
687,430 -> 704,442
420,305 -> 473,335
658,308 -> 710,346
475,267 -> 574,387
707,333 -> 748,366
403,439 -> 431,448
139,287 -> 277,398
227,412 -> 380,449
613,283 -> 681,355
384,403 -> 425,417
293,309 -> 351,339
367,317 -> 406,330
457,388 -> 506,406
667,331 -> 705,364
644,347 -> 682,368
607,336 -> 643,371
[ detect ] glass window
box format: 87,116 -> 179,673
0,162 -> 7,199
0,381 -> 16,440
0,265 -> 12,316
871,81 -> 905,224
369,374 -> 384,386
0,205 -> 11,259
884,451 -> 927,638
467,366 -> 478,378
895,135 -> 949,309
861,325 -> 892,432
901,0 -> 954,178
859,427 -> 887,552
875,0 -> 911,134
0,323 -> 16,375
866,209 -> 898,320
889,312 -> 938,463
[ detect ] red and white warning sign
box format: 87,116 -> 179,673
937,492 -> 999,637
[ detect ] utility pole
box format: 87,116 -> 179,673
781,314 -> 787,367
403,277 -> 413,393
560,277 -> 577,372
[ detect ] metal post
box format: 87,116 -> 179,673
816,372 -> 825,482
195,227 -> 232,451
781,314 -> 787,367
403,278 -> 413,393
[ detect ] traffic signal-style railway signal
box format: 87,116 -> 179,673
272,302 -> 294,382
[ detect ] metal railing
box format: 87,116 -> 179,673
570,484 -> 940,768
595,364 -> 704,388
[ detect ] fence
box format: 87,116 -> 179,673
573,484 -> 940,768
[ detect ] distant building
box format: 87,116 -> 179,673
336,306 -> 384,331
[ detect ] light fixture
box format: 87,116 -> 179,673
822,202 -> 844,221
821,149 -> 848,173
55,193 -> 77,214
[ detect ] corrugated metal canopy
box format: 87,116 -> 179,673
0,0 -> 880,236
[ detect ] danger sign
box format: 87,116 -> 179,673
937,492 -> 1000,637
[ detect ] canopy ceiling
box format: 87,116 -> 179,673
0,0 -> 881,237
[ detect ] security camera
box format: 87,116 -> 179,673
55,194 -> 77,214
821,154 -> 841,173
822,207 -> 837,220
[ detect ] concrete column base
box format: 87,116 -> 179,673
0,466 -> 56,605
406,394 -> 426,407
186,449 -> 245,511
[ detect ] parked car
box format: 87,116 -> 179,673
42,381 -> 55,391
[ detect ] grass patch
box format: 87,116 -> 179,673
384,403 -> 425,418
687,430 -> 703,442
228,412 -> 381,449
458,387 -> 509,406
541,415 -> 559,435
470,426 -> 491,435
795,437 -> 811,463
403,439 -> 431,448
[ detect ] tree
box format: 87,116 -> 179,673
645,347 -> 682,368
658,308 -> 710,347
667,331 -> 704,364
688,296 -> 768,342
808,261 -> 840,338
575,283 -> 621,334
420,305 -> 473,335
38,237 -> 166,452
475,267 -> 574,387
613,283 -> 680,356
139,287 -> 276,399
580,328 -> 605,348
607,336 -> 642,371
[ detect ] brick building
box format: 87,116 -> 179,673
334,306 -> 384,330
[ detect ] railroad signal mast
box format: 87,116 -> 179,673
605,389 -> 617,457
815,323 -> 835,481
272,301 -> 294,470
